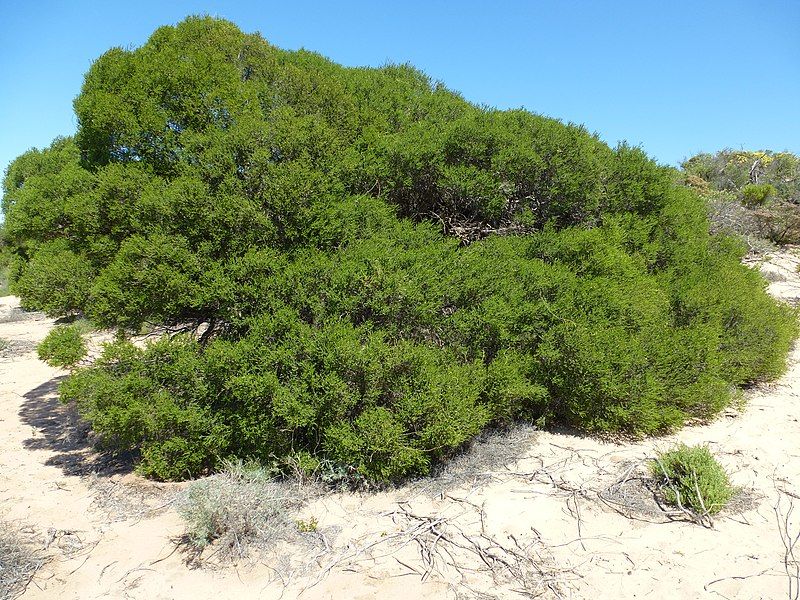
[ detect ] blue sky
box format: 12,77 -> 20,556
1,0 -> 798,187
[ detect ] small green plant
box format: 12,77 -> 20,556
283,451 -> 322,482
651,444 -> 734,515
37,325 -> 87,368
295,516 -> 318,533
741,183 -> 776,207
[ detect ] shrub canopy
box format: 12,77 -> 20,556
4,17 -> 796,480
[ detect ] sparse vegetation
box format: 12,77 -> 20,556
36,325 -> 87,368
651,444 -> 735,516
295,516 -> 319,533
3,17 -> 797,482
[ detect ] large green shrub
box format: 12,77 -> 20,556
3,17 -> 797,482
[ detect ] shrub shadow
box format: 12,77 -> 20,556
18,375 -> 134,477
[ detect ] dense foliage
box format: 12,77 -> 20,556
37,325 -> 87,368
4,17 -> 796,481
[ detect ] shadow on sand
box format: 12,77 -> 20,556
18,375 -> 134,477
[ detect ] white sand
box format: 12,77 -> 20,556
2,251 -> 799,599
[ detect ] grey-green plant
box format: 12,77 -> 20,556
176,459 -> 307,556
0,525 -> 43,600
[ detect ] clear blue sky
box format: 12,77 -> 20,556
1,0 -> 798,186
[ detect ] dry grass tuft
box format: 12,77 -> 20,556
87,474 -> 177,523
0,524 -> 45,600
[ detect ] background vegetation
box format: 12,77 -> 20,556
681,149 -> 800,247
4,17 -> 796,481
0,226 -> 11,296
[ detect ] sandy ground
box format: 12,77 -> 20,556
2,251 -> 800,600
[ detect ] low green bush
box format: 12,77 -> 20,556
59,337 -> 227,480
741,183 -> 776,207
37,325 -> 87,368
651,444 -> 734,515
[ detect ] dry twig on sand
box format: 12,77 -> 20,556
299,494 -> 569,599
775,489 -> 800,600
389,501 -> 566,598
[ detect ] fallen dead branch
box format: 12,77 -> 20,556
299,495 -> 570,599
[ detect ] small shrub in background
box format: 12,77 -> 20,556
683,174 -> 710,193
37,325 -> 87,368
741,183 -> 776,207
651,444 -> 734,515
